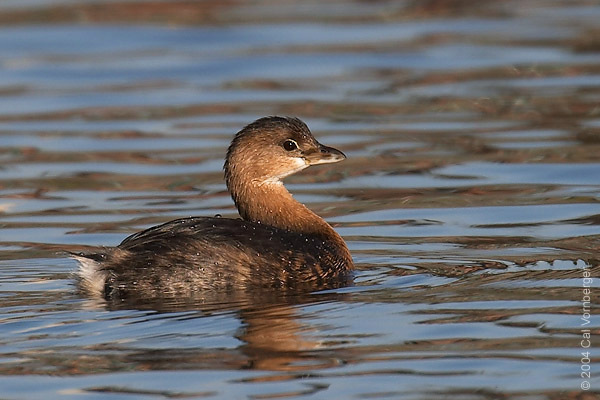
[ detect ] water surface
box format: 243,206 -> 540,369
1,0 -> 599,399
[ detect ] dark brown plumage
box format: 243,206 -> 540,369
73,116 -> 353,299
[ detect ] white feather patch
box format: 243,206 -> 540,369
72,255 -> 107,296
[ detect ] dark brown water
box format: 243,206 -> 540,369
1,1 -> 599,399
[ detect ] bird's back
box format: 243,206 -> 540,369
75,216 -> 351,299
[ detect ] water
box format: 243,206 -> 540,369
1,0 -> 599,398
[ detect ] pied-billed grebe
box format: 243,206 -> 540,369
73,116 -> 353,298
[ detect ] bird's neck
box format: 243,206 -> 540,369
228,177 -> 351,261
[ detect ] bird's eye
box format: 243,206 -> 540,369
283,139 -> 298,151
